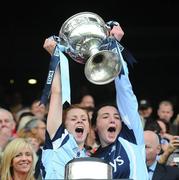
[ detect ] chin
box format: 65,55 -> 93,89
106,138 -> 115,145
76,138 -> 85,144
107,135 -> 117,142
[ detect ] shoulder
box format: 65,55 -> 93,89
156,162 -> 179,175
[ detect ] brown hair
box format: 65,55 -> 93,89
62,104 -> 91,125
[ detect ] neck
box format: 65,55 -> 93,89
13,172 -> 29,180
100,140 -> 109,148
78,142 -> 85,150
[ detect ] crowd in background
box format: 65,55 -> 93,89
0,91 -> 179,179
0,22 -> 179,180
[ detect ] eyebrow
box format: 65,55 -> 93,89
101,113 -> 120,116
71,114 -> 87,118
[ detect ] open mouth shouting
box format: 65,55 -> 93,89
108,127 -> 116,132
107,126 -> 117,140
75,126 -> 84,138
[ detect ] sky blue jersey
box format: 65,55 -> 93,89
93,58 -> 149,180
41,125 -> 88,179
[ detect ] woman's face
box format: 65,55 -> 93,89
27,137 -> 40,152
31,101 -> 46,120
12,147 -> 33,174
65,108 -> 90,147
157,120 -> 167,136
95,106 -> 122,147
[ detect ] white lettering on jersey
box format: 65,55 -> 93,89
109,156 -> 124,172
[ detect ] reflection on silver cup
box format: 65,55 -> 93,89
58,12 -> 122,85
64,157 -> 113,179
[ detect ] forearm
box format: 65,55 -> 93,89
158,150 -> 171,164
47,67 -> 62,139
115,60 -> 143,144
158,135 -> 179,164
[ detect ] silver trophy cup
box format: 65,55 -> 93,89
59,12 -> 122,85
64,157 -> 113,179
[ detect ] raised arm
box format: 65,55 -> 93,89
107,23 -> 143,144
115,57 -> 144,145
43,38 -> 62,139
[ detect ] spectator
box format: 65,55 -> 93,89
157,100 -> 177,135
18,118 -> 46,146
158,135 -> 179,167
17,118 -> 45,180
144,130 -> 179,180
17,111 -> 35,131
79,94 -> 95,108
0,108 -> 16,152
157,101 -> 174,124
139,99 -> 153,120
30,99 -> 48,121
0,138 -> 36,180
157,119 -> 173,145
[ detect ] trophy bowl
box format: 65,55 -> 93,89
59,12 -> 122,85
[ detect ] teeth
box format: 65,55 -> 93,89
77,126 -> 83,128
19,162 -> 30,165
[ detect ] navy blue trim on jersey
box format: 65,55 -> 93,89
120,122 -> 137,144
43,131 -> 53,150
40,161 -> 46,178
51,124 -> 65,142
43,124 -> 69,150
